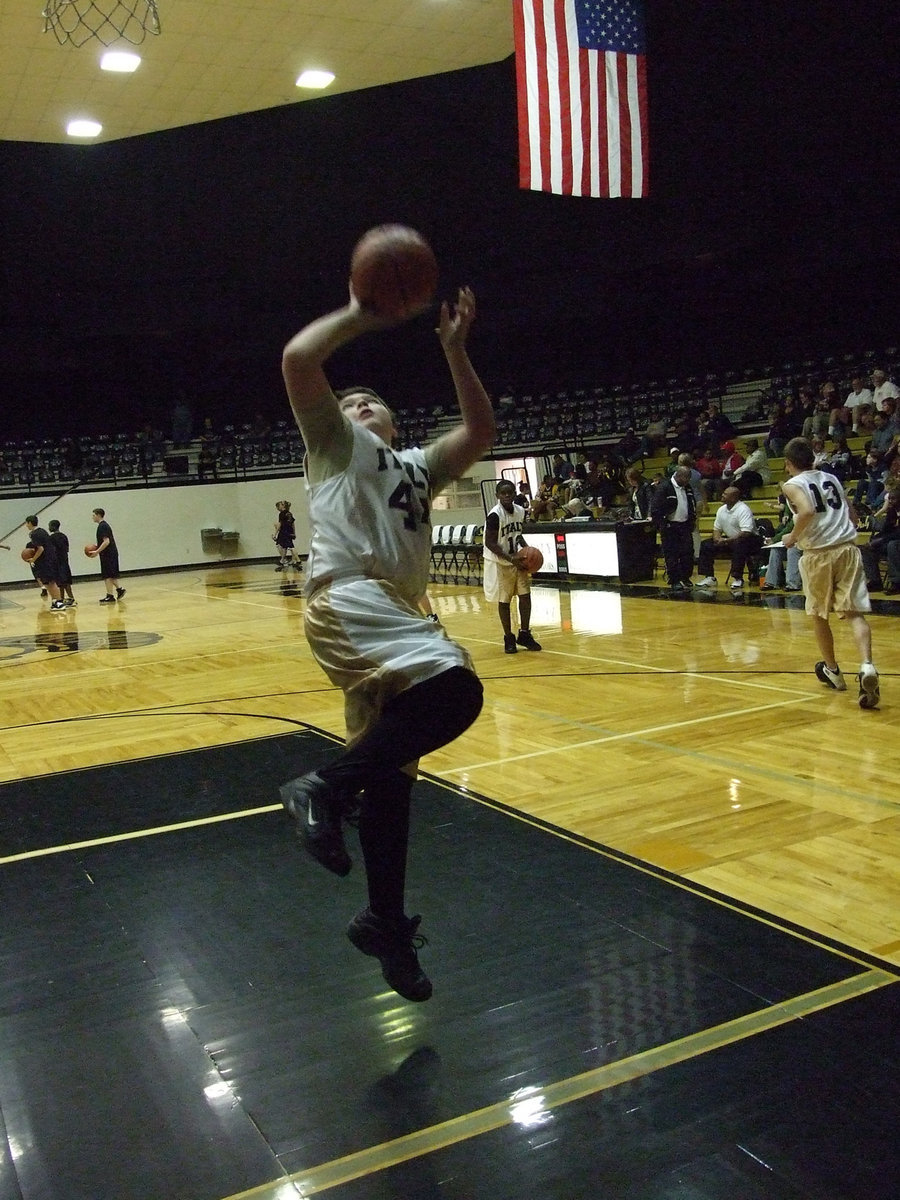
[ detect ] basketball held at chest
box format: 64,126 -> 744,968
21,547 -> 36,563
518,545 -> 544,573
350,225 -> 438,320
84,543 -> 98,557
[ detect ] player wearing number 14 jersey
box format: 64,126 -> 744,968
781,437 -> 880,708
279,283 -> 495,1001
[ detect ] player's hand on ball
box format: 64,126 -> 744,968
347,283 -> 402,331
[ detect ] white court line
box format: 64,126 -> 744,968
446,694 -> 812,773
462,635 -> 803,696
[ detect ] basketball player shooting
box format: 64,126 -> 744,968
279,239 -> 495,1002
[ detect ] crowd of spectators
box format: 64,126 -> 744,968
523,368 -> 900,545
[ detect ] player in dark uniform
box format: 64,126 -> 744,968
24,517 -> 65,610
48,519 -> 76,607
88,507 -> 126,603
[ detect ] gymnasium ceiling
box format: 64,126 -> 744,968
0,0 -> 514,144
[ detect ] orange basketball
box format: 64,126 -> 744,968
350,224 -> 438,319
518,545 -> 544,573
84,543 -> 98,557
21,547 -> 36,563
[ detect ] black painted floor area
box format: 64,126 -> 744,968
0,734 -> 896,1200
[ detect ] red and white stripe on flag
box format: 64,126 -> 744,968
514,0 -> 649,198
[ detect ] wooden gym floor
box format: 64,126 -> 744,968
0,562 -> 897,1199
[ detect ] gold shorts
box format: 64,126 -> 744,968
304,577 -> 473,757
799,543 -> 870,619
483,558 -> 530,604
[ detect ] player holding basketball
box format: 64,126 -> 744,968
483,480 -> 542,654
279,282 -> 494,1002
781,437 -> 880,708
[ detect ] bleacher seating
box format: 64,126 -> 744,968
0,343 -> 896,499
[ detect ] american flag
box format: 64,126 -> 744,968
514,0 -> 649,198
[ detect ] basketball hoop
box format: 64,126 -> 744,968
42,1 -> 161,48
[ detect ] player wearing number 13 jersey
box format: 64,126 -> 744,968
279,283 -> 495,1002
781,437 -> 880,709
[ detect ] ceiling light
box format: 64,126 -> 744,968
67,119 -> 102,138
101,50 -> 141,72
296,70 -> 335,89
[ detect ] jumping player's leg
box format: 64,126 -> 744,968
319,666 -> 484,794
357,769 -> 412,921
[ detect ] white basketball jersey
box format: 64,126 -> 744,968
484,501 -> 525,563
785,469 -> 856,550
305,422 -> 433,602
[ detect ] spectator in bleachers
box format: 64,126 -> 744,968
826,434 -> 855,483
843,376 -> 874,432
664,446 -> 681,478
881,396 -> 900,441
796,383 -> 817,428
640,411 -> 668,456
616,427 -> 643,466
732,437 -> 771,498
766,396 -> 803,455
761,492 -> 803,591
562,478 -> 591,518
529,476 -> 556,521
587,454 -> 620,510
251,411 -> 272,439
719,441 -> 745,490
854,405 -> 876,437
516,481 -> 531,512
854,452 -> 888,514
672,408 -> 700,453
818,381 -> 842,435
135,422 -> 165,471
861,485 -> 900,594
811,436 -> 830,469
802,391 -> 830,441
699,402 -> 734,447
871,368 -> 899,412
695,444 -> 724,501
551,453 -> 573,487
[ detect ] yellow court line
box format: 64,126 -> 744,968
449,694 -> 812,772
3,768 -> 887,977
0,804 -> 282,865
221,969 -> 897,1200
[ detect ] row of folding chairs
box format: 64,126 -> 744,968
431,524 -> 484,580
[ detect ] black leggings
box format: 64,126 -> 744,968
318,666 -> 483,921
318,666 -> 484,795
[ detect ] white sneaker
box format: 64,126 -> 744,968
815,661 -> 847,691
730,578 -> 743,590
698,576 -> 717,587
858,664 -> 880,709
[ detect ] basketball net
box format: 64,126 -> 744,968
42,1 -> 161,48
